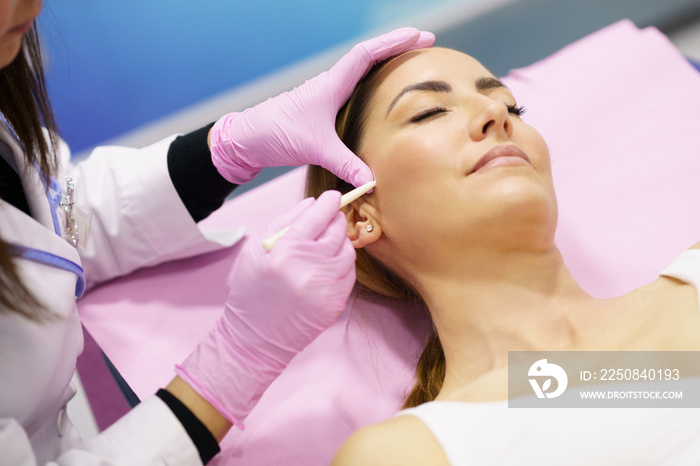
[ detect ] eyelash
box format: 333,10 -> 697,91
410,103 -> 526,123
410,107 -> 448,123
507,103 -> 526,116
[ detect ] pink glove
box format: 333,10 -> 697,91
210,27 -> 435,187
175,191 -> 355,427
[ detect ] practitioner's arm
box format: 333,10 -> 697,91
164,376 -> 232,442
168,122 -> 237,223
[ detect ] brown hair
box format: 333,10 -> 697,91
0,24 -> 60,320
305,58 -> 445,408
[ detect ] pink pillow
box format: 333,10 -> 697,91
78,19 -> 700,465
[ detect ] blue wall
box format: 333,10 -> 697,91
39,0 -> 458,153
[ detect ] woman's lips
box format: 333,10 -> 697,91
469,145 -> 532,174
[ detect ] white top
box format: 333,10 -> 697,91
397,250 -> 700,466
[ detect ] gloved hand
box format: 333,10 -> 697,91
210,27 -> 435,187
175,191 -> 355,427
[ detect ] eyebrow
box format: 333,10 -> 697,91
385,76 -> 508,118
386,80 -> 451,118
475,76 -> 507,92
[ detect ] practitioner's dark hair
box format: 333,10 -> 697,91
0,23 -> 60,320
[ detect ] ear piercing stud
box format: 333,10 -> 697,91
366,224 -> 374,232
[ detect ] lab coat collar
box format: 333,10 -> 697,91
0,198 -> 81,269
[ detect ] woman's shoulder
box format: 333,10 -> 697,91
653,241 -> 700,296
625,241 -> 700,350
331,414 -> 448,466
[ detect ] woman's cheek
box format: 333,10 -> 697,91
375,149 -> 427,212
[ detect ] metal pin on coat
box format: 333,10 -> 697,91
261,180 -> 376,251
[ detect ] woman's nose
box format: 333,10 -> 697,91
468,98 -> 512,141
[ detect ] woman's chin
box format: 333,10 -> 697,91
486,178 -> 558,235
485,172 -> 555,206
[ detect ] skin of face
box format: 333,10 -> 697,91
0,0 -> 42,69
346,47 -> 559,287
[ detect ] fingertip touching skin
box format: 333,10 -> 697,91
334,28 -> 436,101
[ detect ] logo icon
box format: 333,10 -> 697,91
528,359 -> 568,398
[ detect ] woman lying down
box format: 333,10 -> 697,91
304,46 -> 700,465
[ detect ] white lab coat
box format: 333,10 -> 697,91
0,123 -> 240,465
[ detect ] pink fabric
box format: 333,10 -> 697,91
501,20 -> 700,298
75,327 -> 130,431
78,20 -> 700,465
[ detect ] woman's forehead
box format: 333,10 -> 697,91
372,47 -> 492,99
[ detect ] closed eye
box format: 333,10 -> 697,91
410,107 -> 449,123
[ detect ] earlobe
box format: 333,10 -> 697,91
342,200 -> 382,249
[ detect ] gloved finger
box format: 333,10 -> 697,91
334,236 -> 358,277
321,138 -> 374,188
356,28 -> 435,65
330,27 -> 425,102
317,223 -> 357,281
327,245 -> 357,308
262,196 -> 315,237
411,31 -> 437,50
314,210 -> 351,256
286,190 -> 342,241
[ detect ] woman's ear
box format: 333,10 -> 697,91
342,198 -> 382,249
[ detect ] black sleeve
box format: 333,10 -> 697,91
156,389 -> 221,464
166,123 -> 238,223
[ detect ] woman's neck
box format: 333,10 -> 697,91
415,245 -> 607,395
